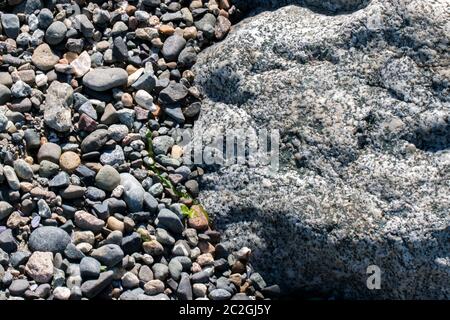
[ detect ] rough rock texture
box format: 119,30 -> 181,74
233,0 -> 370,15
194,0 -> 450,299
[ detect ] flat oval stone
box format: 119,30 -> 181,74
82,68 -> 128,91
80,129 -> 109,153
29,226 -> 71,253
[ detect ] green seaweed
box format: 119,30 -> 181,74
180,204 -> 196,219
146,130 -> 193,201
145,130 -> 209,223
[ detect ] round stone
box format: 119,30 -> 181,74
37,143 -> 62,164
37,8 -> 53,29
193,283 -> 207,298
142,240 -> 164,256
152,135 -> 174,155
80,129 -> 109,153
59,151 -> 81,172
144,279 -> 165,295
74,210 -> 105,233
39,160 -> 60,178
106,216 -> 124,232
80,257 -> 101,279
53,286 -> 71,300
121,93 -> 133,107
161,35 -> 186,62
29,226 -> 71,253
108,124 -> 128,142
156,208 -> 184,234
45,21 -> 67,45
95,165 -> 120,191
90,244 -> 124,267
178,46 -> 197,68
0,201 -> 13,220
9,279 -> 29,296
13,159 -> 34,180
151,263 -> 169,281
209,288 -> 232,301
121,272 -> 139,289
1,14 -> 20,39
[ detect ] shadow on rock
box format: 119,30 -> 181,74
233,0 -> 371,19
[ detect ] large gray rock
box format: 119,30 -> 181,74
233,0 -> 369,14
193,1 -> 450,299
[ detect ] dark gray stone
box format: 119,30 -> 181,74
132,73 -> 156,92
80,129 -> 109,153
178,46 -> 197,68
9,279 -> 29,296
177,272 -> 192,300
90,244 -> 124,267
29,226 -> 70,253
0,84 -> 11,105
38,8 -> 53,29
80,257 -> 101,279
158,82 -> 188,105
45,21 -> 67,45
156,209 -> 184,234
209,288 -> 232,300
161,35 -> 186,62
64,243 -> 85,261
1,14 -> 20,39
81,270 -> 114,298
0,229 -> 18,253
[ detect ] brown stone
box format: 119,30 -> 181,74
219,0 -> 230,10
196,253 -> 214,266
126,5 -> 136,15
63,52 -> 78,63
18,70 -> 35,84
229,273 -> 243,287
143,240 -> 164,256
159,25 -> 175,36
240,281 -> 250,294
107,216 -> 125,232
7,211 -> 29,229
126,65 -> 138,75
183,26 -> 197,40
215,16 -> 231,40
32,43 -> 59,71
59,151 -> 81,172
121,93 -> 133,107
198,240 -> 215,254
231,260 -> 247,274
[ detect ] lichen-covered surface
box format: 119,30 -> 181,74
194,0 -> 450,299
